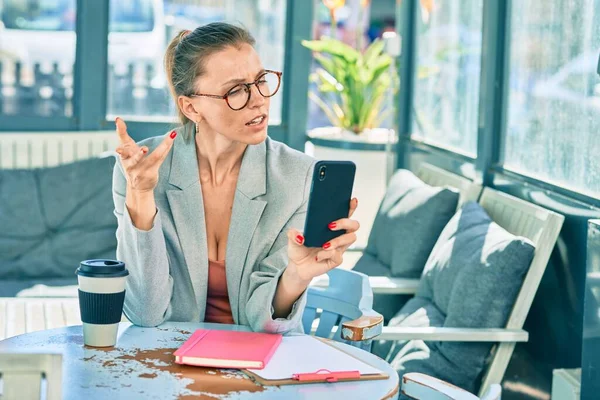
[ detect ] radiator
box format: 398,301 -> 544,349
0,132 -> 119,169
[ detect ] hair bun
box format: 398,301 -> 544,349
177,29 -> 192,44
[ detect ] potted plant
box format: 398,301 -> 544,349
301,33 -> 398,143
302,0 -> 399,249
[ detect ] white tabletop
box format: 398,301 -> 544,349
0,322 -> 399,400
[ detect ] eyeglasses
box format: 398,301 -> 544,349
189,70 -> 282,111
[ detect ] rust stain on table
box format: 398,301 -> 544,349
102,360 -> 117,367
90,347 -> 265,399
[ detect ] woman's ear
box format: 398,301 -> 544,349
178,96 -> 203,123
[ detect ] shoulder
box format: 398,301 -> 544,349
264,137 -> 316,183
262,137 -> 316,204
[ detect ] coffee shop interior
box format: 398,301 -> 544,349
0,0 -> 599,399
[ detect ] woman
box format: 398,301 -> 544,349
112,22 -> 359,334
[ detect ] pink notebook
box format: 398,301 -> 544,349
173,329 -> 282,369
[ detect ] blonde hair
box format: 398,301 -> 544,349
164,22 -> 256,131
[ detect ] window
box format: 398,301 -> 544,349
504,0 -> 600,196
0,0 -> 77,117
411,0 -> 483,156
306,0 -> 386,132
106,0 -> 287,125
1,0 -> 75,31
110,0 -> 155,33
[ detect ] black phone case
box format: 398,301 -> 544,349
303,160 -> 356,248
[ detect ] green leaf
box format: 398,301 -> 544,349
313,54 -> 336,77
324,55 -> 350,86
338,91 -> 353,130
332,103 -> 346,125
367,56 -> 392,84
362,92 -> 386,129
363,39 -> 385,66
314,68 -> 344,93
308,91 -> 341,127
358,82 -> 388,130
302,38 -> 359,63
304,36 -> 398,132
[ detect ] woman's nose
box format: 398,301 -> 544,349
247,84 -> 266,108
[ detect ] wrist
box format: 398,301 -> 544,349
126,185 -> 154,205
282,263 -> 311,292
127,184 -> 155,197
125,187 -> 157,230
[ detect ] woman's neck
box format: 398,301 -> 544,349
195,128 -> 247,187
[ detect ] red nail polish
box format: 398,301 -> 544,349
328,222 -> 337,229
323,242 -> 331,249
170,131 -> 177,139
296,235 -> 304,244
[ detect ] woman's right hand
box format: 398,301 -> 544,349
115,117 -> 177,193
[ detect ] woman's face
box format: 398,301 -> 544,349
191,43 -> 271,145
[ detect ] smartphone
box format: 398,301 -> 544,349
302,160 -> 356,248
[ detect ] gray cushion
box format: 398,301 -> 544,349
372,296 -> 445,359
353,252 -> 390,276
0,156 -> 118,280
389,201 -> 535,394
354,169 -> 459,279
354,252 -> 409,322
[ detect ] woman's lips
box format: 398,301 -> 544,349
246,114 -> 267,126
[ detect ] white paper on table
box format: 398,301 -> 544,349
246,335 -> 384,380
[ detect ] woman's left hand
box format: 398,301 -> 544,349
284,198 -> 359,287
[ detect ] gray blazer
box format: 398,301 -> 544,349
112,127 -> 315,334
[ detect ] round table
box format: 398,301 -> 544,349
0,322 -> 399,400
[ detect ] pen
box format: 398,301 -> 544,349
292,369 -> 361,383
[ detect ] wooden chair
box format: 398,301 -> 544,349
379,187 -> 565,396
366,163 -> 483,295
0,352 -> 63,400
304,268 -> 383,351
401,373 -> 502,400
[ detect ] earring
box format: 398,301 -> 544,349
195,120 -> 199,135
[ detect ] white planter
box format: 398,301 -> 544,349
305,127 -> 397,249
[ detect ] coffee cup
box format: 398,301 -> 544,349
76,260 -> 129,347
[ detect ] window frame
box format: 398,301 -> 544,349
0,0 -> 313,150
395,0 -> 600,207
